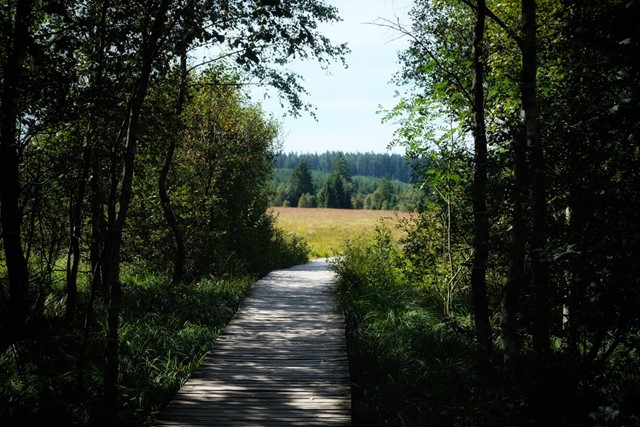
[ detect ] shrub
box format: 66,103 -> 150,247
332,227 -> 510,426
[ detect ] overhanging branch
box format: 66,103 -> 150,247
370,17 -> 474,108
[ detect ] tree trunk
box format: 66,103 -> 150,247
101,0 -> 171,418
78,4 -> 111,393
87,0 -> 111,298
501,128 -> 527,369
66,141 -> 92,324
90,151 -> 106,295
470,0 -> 492,357
159,50 -> 187,285
0,0 -> 35,342
521,0 -> 552,420
521,0 -> 550,370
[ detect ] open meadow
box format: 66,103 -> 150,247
270,207 -> 415,257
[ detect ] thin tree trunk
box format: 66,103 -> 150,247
521,0 -> 551,420
501,128 -> 527,370
562,203 -> 580,358
88,0 -> 111,298
90,151 -> 105,295
101,0 -> 171,418
159,50 -> 187,285
66,139 -> 92,324
470,0 -> 492,357
0,0 -> 35,342
76,0 -> 111,397
445,193 -> 453,317
445,127 -> 455,317
522,0 -> 550,372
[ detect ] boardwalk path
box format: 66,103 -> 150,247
155,259 -> 351,426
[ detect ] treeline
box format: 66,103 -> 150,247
0,1 -> 345,424
335,0 -> 640,425
274,151 -> 414,183
270,153 -> 424,211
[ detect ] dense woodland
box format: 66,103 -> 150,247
274,151 -> 414,182
332,0 -> 640,425
0,0 -> 340,424
270,152 -> 424,211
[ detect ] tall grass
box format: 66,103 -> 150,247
0,273 -> 253,426
272,207 -> 413,257
332,228 -> 523,426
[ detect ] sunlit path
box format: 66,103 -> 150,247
154,259 -> 350,426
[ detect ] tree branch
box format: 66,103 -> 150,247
370,17 -> 474,108
457,0 -> 524,50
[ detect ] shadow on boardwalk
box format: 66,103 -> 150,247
154,259 -> 351,426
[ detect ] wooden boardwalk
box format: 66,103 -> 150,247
155,259 -> 350,426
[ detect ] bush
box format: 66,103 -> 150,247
298,193 -> 317,208
332,227 -> 515,426
227,211 -> 310,277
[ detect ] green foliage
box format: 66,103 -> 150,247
0,274 -> 253,426
266,229 -> 311,272
399,210 -> 472,316
286,160 -> 315,207
321,171 -> 351,209
331,152 -> 352,182
117,274 -> 252,424
177,70 -> 279,276
334,212 -> 640,425
127,67 -> 302,279
297,193 -> 317,208
2,0 -> 347,422
368,1 -> 640,424
274,151 -> 414,182
270,155 -> 424,211
332,229 -> 517,426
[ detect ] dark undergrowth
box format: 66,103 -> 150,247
332,228 -> 640,426
0,272 -> 253,426
0,221 -> 310,425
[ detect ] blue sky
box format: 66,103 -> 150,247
252,0 -> 413,154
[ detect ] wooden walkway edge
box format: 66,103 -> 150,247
154,259 -> 351,426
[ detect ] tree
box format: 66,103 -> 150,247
322,172 -> 351,209
468,0 -> 492,356
380,0 -> 492,354
287,160 -> 315,207
537,1 -> 640,419
157,48 -> 188,285
298,193 -> 317,208
370,176 -> 393,210
315,152 -> 353,209
98,0 -> 347,415
331,152 -> 352,182
171,69 -> 281,276
0,0 -> 35,342
503,0 -> 552,412
337,0 -> 640,423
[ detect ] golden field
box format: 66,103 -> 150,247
270,207 -> 415,257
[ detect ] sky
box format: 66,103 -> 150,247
250,0 -> 414,154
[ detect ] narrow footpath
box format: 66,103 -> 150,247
154,259 -> 351,426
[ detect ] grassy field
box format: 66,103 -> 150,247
270,207 -> 414,257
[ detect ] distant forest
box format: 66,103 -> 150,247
273,152 -> 414,183
271,152 -> 423,211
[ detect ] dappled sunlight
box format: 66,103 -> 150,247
155,260 -> 350,426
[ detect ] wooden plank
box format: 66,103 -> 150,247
154,259 -> 351,426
